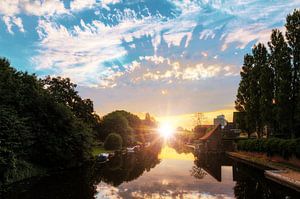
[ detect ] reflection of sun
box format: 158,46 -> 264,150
158,122 -> 174,139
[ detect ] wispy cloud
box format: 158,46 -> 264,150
1,0 -> 300,117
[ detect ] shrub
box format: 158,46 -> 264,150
104,133 -> 122,150
237,138 -> 300,159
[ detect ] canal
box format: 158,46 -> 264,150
1,143 -> 299,198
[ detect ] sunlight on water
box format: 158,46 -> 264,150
94,145 -> 236,199
158,145 -> 194,161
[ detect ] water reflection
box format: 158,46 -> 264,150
1,142 -> 299,199
233,161 -> 300,199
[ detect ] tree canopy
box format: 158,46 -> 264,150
0,58 -> 94,185
235,9 -> 300,138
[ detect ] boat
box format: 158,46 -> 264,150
126,145 -> 140,153
97,153 -> 110,163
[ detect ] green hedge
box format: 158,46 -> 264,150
237,138 -> 300,159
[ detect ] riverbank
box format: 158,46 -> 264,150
227,151 -> 300,192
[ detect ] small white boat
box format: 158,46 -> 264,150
97,153 -> 109,162
126,146 -> 140,153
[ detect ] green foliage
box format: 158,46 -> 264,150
237,138 -> 300,159
0,57 -> 94,185
99,112 -> 134,145
104,133 -> 123,150
98,110 -> 156,146
269,29 -> 293,137
235,9 -> 300,138
287,10 -> 300,138
41,76 -> 100,137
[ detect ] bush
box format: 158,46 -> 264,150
104,133 -> 122,150
237,138 -> 300,159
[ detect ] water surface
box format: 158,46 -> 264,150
1,144 -> 299,199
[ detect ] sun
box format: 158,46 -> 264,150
158,122 -> 175,139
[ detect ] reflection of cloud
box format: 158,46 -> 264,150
158,146 -> 194,161
95,182 -> 120,199
94,147 -> 235,198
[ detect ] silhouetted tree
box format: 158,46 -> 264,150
0,58 -> 93,185
104,133 -> 122,150
99,112 -> 134,145
235,54 -> 255,137
268,29 -> 292,138
257,43 -> 274,137
286,9 -> 300,138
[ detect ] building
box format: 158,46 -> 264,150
213,115 -> 227,128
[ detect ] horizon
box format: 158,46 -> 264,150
1,0 -> 299,128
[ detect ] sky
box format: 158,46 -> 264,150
0,0 -> 299,128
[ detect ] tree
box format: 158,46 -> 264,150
251,43 -> 268,138
41,76 -> 100,137
257,43 -> 274,137
0,57 -> 93,174
41,76 -> 95,121
268,29 -> 292,138
104,133 -> 122,150
143,113 -> 157,127
99,112 -> 134,145
235,54 -> 255,137
286,9 -> 300,138
0,106 -> 32,158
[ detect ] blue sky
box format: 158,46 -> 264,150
0,0 -> 299,124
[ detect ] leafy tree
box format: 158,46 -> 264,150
41,76 -> 101,137
257,43 -> 274,137
99,112 -> 134,145
0,57 -> 94,184
235,54 -> 255,137
111,110 -> 142,130
0,106 -> 32,158
143,113 -> 157,127
249,44 -> 265,138
104,133 -> 122,150
286,9 -> 300,138
268,29 -> 292,138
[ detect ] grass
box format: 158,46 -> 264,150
92,146 -> 113,157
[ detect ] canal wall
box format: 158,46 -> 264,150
227,151 -> 300,193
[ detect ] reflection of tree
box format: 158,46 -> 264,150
1,141 -> 163,199
193,153 -> 222,181
94,141 -> 163,187
168,139 -> 193,154
190,166 -> 207,179
233,161 -> 299,199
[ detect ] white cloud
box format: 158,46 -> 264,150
32,4 -> 199,86
70,0 -> 121,11
121,56 -> 239,85
2,16 -> 13,34
3,0 -> 298,87
12,16 -> 24,32
221,25 -> 274,51
2,15 -> 24,34
0,0 -> 67,16
0,0 -> 67,34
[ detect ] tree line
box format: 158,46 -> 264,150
0,58 -> 157,186
235,9 -> 300,139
